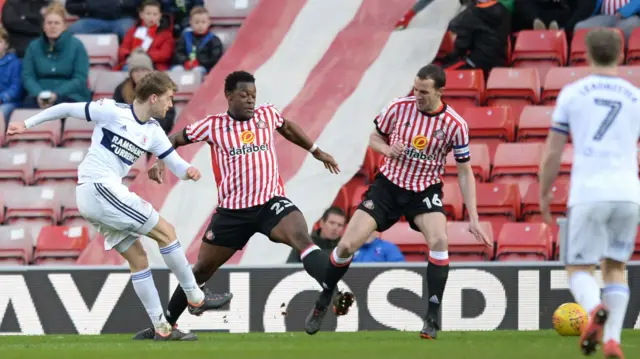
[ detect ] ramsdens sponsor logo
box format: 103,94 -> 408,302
100,128 -> 145,165
230,144 -> 269,156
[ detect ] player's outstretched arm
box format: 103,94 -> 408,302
539,130 -> 568,225
277,119 -> 340,174
6,102 -> 87,135
369,130 -> 404,159
148,129 -> 193,182
456,161 -> 492,247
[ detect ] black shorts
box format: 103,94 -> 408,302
202,196 -> 300,250
357,173 -> 445,232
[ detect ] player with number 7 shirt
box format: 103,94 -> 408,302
304,64 -> 492,339
133,71 -> 344,340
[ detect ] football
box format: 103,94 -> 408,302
552,302 -> 588,336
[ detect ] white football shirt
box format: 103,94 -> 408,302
551,74 -> 640,206
78,98 -> 175,185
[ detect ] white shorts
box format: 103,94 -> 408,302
76,183 -> 159,253
564,202 -> 639,265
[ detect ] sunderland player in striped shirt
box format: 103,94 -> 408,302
305,64 -> 492,338
539,29 -> 639,358
133,71 -> 341,340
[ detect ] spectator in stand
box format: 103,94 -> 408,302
22,2 -> 91,109
171,6 -> 223,77
160,0 -> 204,36
287,207 -> 346,263
352,232 -> 405,263
113,50 -> 176,135
395,0 -> 509,30
442,0 -> 510,79
65,0 -> 142,40
574,0 -> 640,42
511,0 -> 573,32
117,0 -> 174,71
1,0 -> 49,57
0,28 -> 22,122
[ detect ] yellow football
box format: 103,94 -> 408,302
552,302 -> 588,336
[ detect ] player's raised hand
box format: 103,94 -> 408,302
539,191 -> 554,227
6,122 -> 26,136
313,149 -> 341,174
469,220 -> 492,247
186,166 -> 201,181
147,161 -> 165,184
386,141 -> 405,159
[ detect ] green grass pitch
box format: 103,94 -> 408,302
0,330 -> 638,359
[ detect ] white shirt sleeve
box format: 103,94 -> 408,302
24,102 -> 87,129
149,125 -> 191,179
84,99 -> 121,125
551,87 -> 573,135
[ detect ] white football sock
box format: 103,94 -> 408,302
568,271 -> 601,314
602,283 -> 629,344
160,240 -> 204,304
131,268 -> 166,327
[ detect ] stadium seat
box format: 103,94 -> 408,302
511,30 -> 568,80
93,71 -> 129,100
382,221 -> 427,262
436,31 -> 455,63
475,183 -> 521,220
167,71 -> 203,102
617,66 -> 640,87
330,186 -> 349,215
347,179 -> 369,216
462,106 -> 515,142
444,143 -> 491,181
74,34 -> 119,67
442,69 -> 485,109
541,67 -> 590,104
0,148 -> 35,185
6,110 -> 61,147
88,68 -> 102,92
358,147 -> 383,182
76,234 -> 124,265
496,222 -> 553,261
492,143 -> 543,179
0,225 -> 34,265
485,67 -> 541,119
62,118 -> 95,146
570,28 -> 624,66
33,225 -> 89,264
447,221 -> 494,261
517,105 -> 554,142
205,0 -> 258,25
211,26 -> 240,51
33,148 -> 86,184
443,182 -> 463,220
627,28 -> 640,64
522,181 -> 569,220
3,186 -> 61,224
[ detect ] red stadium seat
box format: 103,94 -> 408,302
211,26 -> 240,51
6,110 -> 61,148
33,148 -> 86,184
382,221 -> 427,262
541,67 -> 590,104
358,147 -> 383,182
475,183 -> 521,219
436,32 -> 455,63
443,182 -> 463,220
76,234 -> 125,265
522,181 -> 569,220
512,30 -> 568,80
496,222 -> 553,261
444,143 -> 491,181
0,148 -> 35,185
167,71 -> 203,102
485,67 -> 541,119
462,106 -> 515,142
443,69 -> 485,109
205,0 -> 258,25
0,225 -> 34,265
330,186 -> 349,214
93,71 -> 129,100
570,28 -> 624,66
33,225 -> 89,264
62,118 -> 95,146
74,34 -> 119,67
627,28 -> 640,64
492,143 -> 543,179
517,105 -> 554,142
447,221 -> 494,261
617,66 -> 640,87
347,179 -> 369,216
3,186 -> 61,224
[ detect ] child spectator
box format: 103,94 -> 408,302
117,0 -> 174,71
22,3 -> 91,108
0,27 -> 22,122
171,6 -> 223,77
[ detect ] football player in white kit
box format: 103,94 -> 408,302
6,71 -> 232,341
539,28 -> 639,359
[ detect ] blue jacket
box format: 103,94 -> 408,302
0,52 -> 22,105
352,238 -> 405,263
593,0 -> 640,18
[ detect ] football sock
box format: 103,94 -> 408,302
568,271 -> 601,314
426,251 -> 450,320
320,248 -> 352,305
160,240 -> 204,304
131,267 -> 167,327
300,245 -> 328,286
166,282 -> 206,326
602,283 -> 629,344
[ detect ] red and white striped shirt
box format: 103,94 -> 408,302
601,0 -> 630,15
374,97 -> 470,192
184,104 -> 286,209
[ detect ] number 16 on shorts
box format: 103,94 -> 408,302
423,193 -> 443,209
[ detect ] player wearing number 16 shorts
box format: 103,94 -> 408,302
133,71 -> 343,340
304,64 -> 492,338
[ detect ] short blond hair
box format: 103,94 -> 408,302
135,71 -> 177,102
44,2 -> 66,20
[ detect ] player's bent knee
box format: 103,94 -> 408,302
121,241 -> 149,272
147,217 -> 177,247
192,264 -> 215,284
339,239 -> 360,257
428,235 -> 448,252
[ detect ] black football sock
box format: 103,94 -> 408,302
426,251 -> 450,320
165,282 -> 205,326
301,245 -> 329,286
320,248 -> 352,305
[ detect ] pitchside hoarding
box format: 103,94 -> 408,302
0,263 -> 639,335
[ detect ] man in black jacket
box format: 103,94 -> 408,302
65,0 -> 142,40
442,0 -> 511,78
287,207 -> 346,263
1,0 -> 49,57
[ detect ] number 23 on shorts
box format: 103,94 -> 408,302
271,199 -> 294,215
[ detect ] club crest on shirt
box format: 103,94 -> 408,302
256,120 -> 267,129
205,230 -> 214,240
363,200 -> 374,210
433,129 -> 446,140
